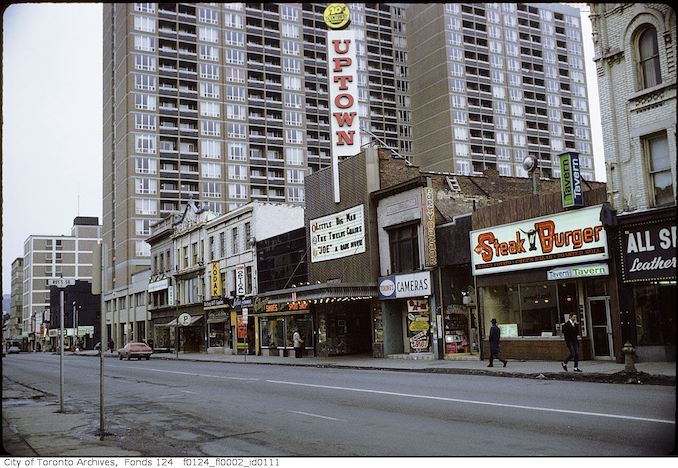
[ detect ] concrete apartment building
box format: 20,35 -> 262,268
590,3 -> 676,361
406,3 -> 595,180
21,217 -> 101,349
102,2 -> 410,313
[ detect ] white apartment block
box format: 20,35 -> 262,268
590,3 -> 676,212
21,217 -> 101,341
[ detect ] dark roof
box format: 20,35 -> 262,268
73,216 -> 99,226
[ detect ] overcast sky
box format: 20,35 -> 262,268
1,3 -> 605,296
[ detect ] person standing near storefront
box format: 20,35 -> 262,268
293,329 -> 304,358
488,318 -> 508,367
561,313 -> 582,372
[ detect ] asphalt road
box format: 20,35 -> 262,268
2,353 -> 675,456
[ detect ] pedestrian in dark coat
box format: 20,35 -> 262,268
561,313 -> 582,372
488,318 -> 508,367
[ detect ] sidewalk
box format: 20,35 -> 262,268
77,349 -> 676,385
2,378 -> 142,457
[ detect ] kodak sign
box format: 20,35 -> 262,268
469,205 -> 609,276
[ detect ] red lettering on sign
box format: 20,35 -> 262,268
336,130 -> 355,146
335,93 -> 354,109
333,57 -> 352,72
333,112 -> 357,126
332,39 -> 351,54
333,75 -> 353,90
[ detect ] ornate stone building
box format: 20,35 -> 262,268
590,4 -> 676,361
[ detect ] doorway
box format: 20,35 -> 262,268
587,296 -> 614,359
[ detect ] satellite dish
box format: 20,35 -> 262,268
522,155 -> 538,173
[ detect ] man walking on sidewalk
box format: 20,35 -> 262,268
561,313 -> 582,372
488,318 -> 508,367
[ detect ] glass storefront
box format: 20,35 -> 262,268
443,304 -> 477,355
208,321 -> 231,348
480,280 -> 580,337
260,314 -> 313,353
633,282 -> 677,347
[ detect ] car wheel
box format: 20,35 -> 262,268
119,354 -> 122,360
146,356 -> 150,360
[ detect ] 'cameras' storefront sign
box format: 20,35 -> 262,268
470,205 -> 608,276
559,151 -> 583,208
378,271 -> 432,300
310,204 -> 366,262
325,3 -> 358,203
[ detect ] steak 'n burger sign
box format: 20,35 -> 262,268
470,205 -> 608,276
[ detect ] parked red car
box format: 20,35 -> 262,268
118,342 -> 153,360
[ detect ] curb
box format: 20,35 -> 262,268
69,352 -> 676,386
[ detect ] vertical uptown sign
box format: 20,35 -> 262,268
325,3 -> 359,203
559,151 -> 583,208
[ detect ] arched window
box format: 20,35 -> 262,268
638,27 -> 662,89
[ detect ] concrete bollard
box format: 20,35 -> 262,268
622,341 -> 637,373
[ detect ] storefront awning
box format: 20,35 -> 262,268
155,315 -> 203,327
154,319 -> 175,328
207,317 -> 228,324
255,282 -> 377,313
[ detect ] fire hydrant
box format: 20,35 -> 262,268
622,341 -> 637,373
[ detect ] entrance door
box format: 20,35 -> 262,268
587,297 -> 613,359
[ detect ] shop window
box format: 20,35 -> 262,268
285,315 -> 312,348
633,282 -> 677,346
480,285 -> 521,334
557,282 -> 578,320
585,278 -> 608,297
481,281 -> 580,337
260,317 -> 283,348
519,284 -> 559,336
208,322 -> 227,347
387,223 -> 420,274
260,315 -> 312,350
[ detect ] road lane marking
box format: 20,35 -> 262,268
120,366 -> 259,381
180,390 -> 197,394
267,380 -> 675,425
289,410 -> 344,421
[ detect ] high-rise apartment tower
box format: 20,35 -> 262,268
102,3 -> 411,297
406,3 -> 595,179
